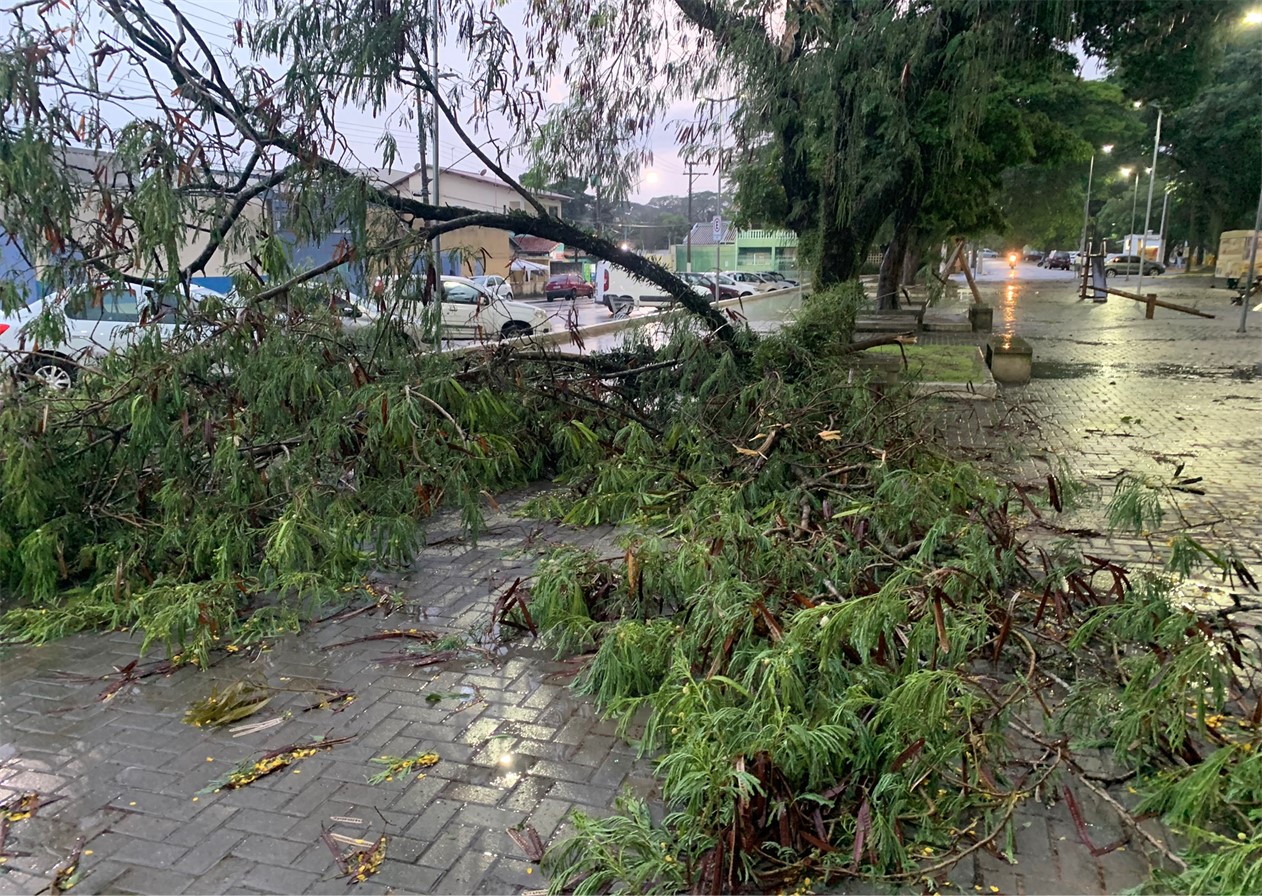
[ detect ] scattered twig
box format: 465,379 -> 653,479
322,629 -> 440,650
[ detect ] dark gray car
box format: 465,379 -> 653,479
1103,255 -> 1165,276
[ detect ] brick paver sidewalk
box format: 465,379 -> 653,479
0,273 -> 1257,895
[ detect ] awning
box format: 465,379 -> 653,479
510,259 -> 548,273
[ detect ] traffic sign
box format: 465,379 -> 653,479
712,215 -> 723,241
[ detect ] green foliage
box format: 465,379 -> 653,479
514,282 -> 1257,892
542,793 -> 714,895
0,314 -> 553,657
1106,473 -> 1167,533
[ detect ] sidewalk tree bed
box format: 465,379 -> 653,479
868,343 -> 985,384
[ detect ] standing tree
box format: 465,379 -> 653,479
528,0 -> 1250,307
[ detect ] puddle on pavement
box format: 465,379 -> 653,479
1032,360 -> 1258,382
1141,363 -> 1257,381
1032,360 -> 1102,379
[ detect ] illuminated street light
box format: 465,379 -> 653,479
1244,9 -> 1262,25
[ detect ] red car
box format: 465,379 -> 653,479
545,273 -> 595,302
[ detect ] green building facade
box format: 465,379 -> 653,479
673,227 -> 801,277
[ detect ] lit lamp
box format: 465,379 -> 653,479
1080,144 -> 1114,259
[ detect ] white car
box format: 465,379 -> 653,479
0,283 -> 229,389
753,271 -> 797,289
374,276 -> 552,342
722,271 -> 777,293
470,274 -> 513,301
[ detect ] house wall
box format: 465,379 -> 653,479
386,168 -> 564,280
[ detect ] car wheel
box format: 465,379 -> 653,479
1105,268 -> 1116,277
546,293 -> 555,302
500,321 -> 531,339
21,353 -> 76,391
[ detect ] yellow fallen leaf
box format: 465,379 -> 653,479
818,430 -> 842,440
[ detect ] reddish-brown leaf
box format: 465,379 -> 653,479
852,798 -> 871,868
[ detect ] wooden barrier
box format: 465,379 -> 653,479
1092,285 -> 1215,319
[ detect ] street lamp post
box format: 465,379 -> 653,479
1239,178 -> 1261,333
1124,167 -> 1141,280
1136,105 -> 1163,298
430,0 -> 442,273
1080,144 -> 1113,259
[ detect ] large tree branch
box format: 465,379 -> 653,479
97,0 -> 735,341
672,0 -> 772,51
182,164 -> 297,277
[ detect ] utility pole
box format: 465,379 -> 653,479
413,56 -> 429,203
1136,105 -> 1163,298
594,178 -> 602,238
430,0 -> 442,275
685,162 -> 701,272
1157,189 -> 1170,265
716,118 -> 724,301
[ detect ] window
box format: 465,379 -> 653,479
65,286 -> 141,322
150,292 -> 186,323
442,283 -> 482,305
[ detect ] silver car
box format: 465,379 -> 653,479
722,271 -> 777,293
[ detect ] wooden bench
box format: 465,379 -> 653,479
854,307 -> 925,333
985,335 -> 1033,384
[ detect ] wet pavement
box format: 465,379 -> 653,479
934,266 -> 1261,573
0,268 -> 1259,895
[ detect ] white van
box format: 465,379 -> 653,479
1214,230 -> 1259,289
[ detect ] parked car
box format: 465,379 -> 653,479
678,272 -> 741,301
1103,255 -> 1165,277
1042,251 -> 1072,270
710,273 -> 760,297
722,271 -> 777,293
1023,249 -> 1045,263
978,248 -> 999,258
1,283 -> 230,390
754,271 -> 798,289
412,276 -> 552,340
470,274 -> 513,301
544,273 -> 595,301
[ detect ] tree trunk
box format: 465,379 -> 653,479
815,217 -> 865,286
901,241 -> 922,287
875,239 -> 904,311
875,184 -> 925,310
